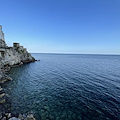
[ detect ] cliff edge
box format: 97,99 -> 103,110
0,25 -> 35,71
0,25 -> 35,83
0,25 -> 36,119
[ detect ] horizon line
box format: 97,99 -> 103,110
30,52 -> 120,56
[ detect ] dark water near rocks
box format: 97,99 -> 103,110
3,54 -> 120,120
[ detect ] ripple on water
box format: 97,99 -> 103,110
3,54 -> 120,120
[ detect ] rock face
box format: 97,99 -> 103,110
0,26 -> 36,118
0,25 -> 35,90
0,25 -> 35,70
0,25 -> 35,91
0,44 -> 35,66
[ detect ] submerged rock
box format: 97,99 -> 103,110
9,117 -> 21,120
5,113 -> 12,119
1,117 -> 7,120
0,99 -> 5,104
0,93 -> 5,98
18,114 -> 23,120
7,113 -> 36,120
0,86 -> 2,91
25,114 -> 36,120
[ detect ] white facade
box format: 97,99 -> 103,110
0,25 -> 5,41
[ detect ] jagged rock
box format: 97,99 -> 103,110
0,76 -> 12,84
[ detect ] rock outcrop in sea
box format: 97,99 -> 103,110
0,25 -> 36,120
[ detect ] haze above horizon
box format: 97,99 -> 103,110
0,0 -> 120,54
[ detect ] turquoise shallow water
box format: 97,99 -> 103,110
3,54 -> 120,120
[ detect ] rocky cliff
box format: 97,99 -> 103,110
0,25 -> 35,71
0,25 -> 36,119
0,43 -> 35,68
0,25 -> 35,84
0,25 -> 35,92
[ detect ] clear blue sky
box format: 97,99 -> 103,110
0,0 -> 120,54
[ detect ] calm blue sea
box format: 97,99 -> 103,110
3,54 -> 120,120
